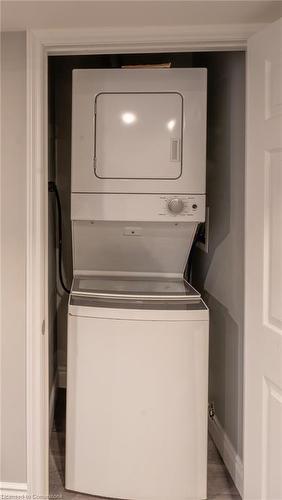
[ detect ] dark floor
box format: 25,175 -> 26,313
50,389 -> 241,500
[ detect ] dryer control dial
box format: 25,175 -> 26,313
167,198 -> 184,214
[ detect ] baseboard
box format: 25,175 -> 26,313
0,482 -> 27,497
58,365 -> 66,388
49,371 -> 57,435
209,415 -> 244,498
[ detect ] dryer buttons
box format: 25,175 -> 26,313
167,198 -> 184,214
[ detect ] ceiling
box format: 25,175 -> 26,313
1,1 -> 282,31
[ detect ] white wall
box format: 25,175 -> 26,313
2,1 -> 282,31
0,32 -> 27,484
193,51 -> 245,459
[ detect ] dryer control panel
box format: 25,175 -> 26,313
162,195 -> 203,218
71,193 -> 205,222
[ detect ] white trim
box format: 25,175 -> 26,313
26,30 -> 49,497
49,373 -> 57,436
58,366 -> 67,389
0,483 -> 27,498
209,416 -> 244,498
32,24 -> 264,54
25,23 -> 260,498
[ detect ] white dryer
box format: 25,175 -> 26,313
66,68 -> 209,500
71,68 -> 207,195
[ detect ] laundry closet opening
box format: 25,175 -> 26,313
48,51 -> 245,500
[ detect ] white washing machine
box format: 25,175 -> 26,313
66,68 -> 209,500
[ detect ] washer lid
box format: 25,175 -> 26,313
71,275 -> 200,302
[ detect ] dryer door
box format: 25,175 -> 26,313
95,92 -> 182,180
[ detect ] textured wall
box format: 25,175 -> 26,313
193,51 -> 245,458
0,31 -> 27,483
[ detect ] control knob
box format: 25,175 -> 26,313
167,198 -> 184,214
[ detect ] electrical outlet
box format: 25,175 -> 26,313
197,206 -> 209,253
208,401 -> 215,419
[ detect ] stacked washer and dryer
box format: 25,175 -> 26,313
66,68 -> 209,500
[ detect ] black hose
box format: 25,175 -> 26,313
48,181 -> 70,294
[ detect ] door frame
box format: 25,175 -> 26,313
26,22 -> 264,498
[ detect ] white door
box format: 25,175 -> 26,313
95,92 -> 182,179
244,18 -> 282,500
